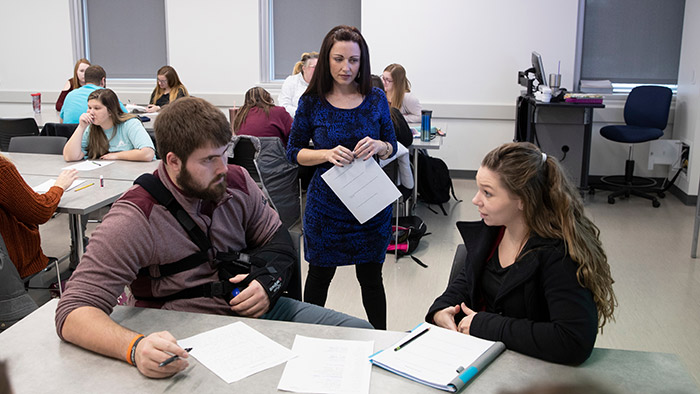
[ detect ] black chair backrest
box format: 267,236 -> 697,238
0,118 -> 40,152
41,123 -> 79,139
8,136 -> 68,155
624,86 -> 673,130
229,137 -> 261,184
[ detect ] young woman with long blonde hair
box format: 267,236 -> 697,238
428,142 -> 616,365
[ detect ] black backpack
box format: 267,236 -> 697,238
387,216 -> 429,267
416,151 -> 461,215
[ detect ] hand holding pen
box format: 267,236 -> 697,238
134,332 -> 190,379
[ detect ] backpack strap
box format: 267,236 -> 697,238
134,174 -> 212,253
131,173 -> 295,306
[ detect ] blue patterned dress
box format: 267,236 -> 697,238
287,87 -> 397,267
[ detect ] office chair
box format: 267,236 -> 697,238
0,233 -> 40,332
598,86 -> 672,208
0,118 -> 40,152
229,135 -> 302,300
40,123 -> 78,139
8,136 -> 67,154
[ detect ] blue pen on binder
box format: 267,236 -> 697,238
448,342 -> 506,391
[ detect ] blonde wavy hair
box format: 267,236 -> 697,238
481,142 -> 617,328
383,63 -> 411,110
150,66 -> 189,107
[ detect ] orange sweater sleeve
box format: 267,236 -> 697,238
0,158 -> 64,225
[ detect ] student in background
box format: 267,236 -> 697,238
0,153 -> 78,278
278,52 -> 318,117
427,142 -> 617,365
63,88 -> 155,162
287,25 -> 396,330
370,74 -> 412,148
56,58 -> 91,111
60,65 -> 127,124
382,63 -> 422,123
232,87 -> 293,145
146,66 -> 189,113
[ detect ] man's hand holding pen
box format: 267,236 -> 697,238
135,332 -> 190,378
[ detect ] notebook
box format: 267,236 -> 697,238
369,322 -> 505,392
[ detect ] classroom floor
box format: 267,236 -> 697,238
39,177 -> 700,387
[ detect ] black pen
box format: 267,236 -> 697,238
394,327 -> 430,351
159,347 -> 192,367
91,161 -> 102,166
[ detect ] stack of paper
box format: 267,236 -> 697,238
579,80 -> 613,94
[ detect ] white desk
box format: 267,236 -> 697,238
1,300 -> 696,393
9,152 -> 159,267
6,152 -> 159,181
408,135 -> 444,214
21,174 -> 137,268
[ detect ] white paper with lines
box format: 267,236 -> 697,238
321,158 -> 400,224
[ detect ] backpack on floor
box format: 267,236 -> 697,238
387,216 -> 429,267
416,151 -> 461,215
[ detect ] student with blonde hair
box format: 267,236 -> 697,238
147,66 -> 189,113
279,52 -> 319,117
382,63 -> 422,123
233,87 -> 293,145
427,142 -> 616,365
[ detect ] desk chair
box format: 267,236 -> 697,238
598,86 -> 672,208
8,136 -> 67,154
40,123 -> 78,139
0,118 -> 40,152
0,234 -> 39,332
229,135 -> 302,300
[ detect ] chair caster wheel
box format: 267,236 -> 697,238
658,191 -> 665,198
608,196 -> 615,204
652,199 -> 660,208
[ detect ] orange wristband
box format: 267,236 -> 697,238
126,334 -> 145,366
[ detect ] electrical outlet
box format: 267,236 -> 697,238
681,143 -> 690,175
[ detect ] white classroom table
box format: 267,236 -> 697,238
21,174 -> 138,269
9,152 -> 159,267
6,152 -> 159,181
1,300 -> 697,393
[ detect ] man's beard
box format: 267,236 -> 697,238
177,165 -> 227,201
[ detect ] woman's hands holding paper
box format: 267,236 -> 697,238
324,145 -> 354,167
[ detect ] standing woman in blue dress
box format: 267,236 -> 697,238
287,25 -> 397,329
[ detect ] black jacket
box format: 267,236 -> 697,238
426,221 -> 598,365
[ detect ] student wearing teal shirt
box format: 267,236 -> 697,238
63,89 -> 155,162
60,65 -> 127,124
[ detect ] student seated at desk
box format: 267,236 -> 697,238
0,153 -> 78,278
426,142 -> 617,365
63,88 -> 155,162
146,66 -> 189,113
232,87 -> 293,145
60,65 -> 127,124
56,58 -> 90,112
382,63 -> 422,123
55,97 -> 372,379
